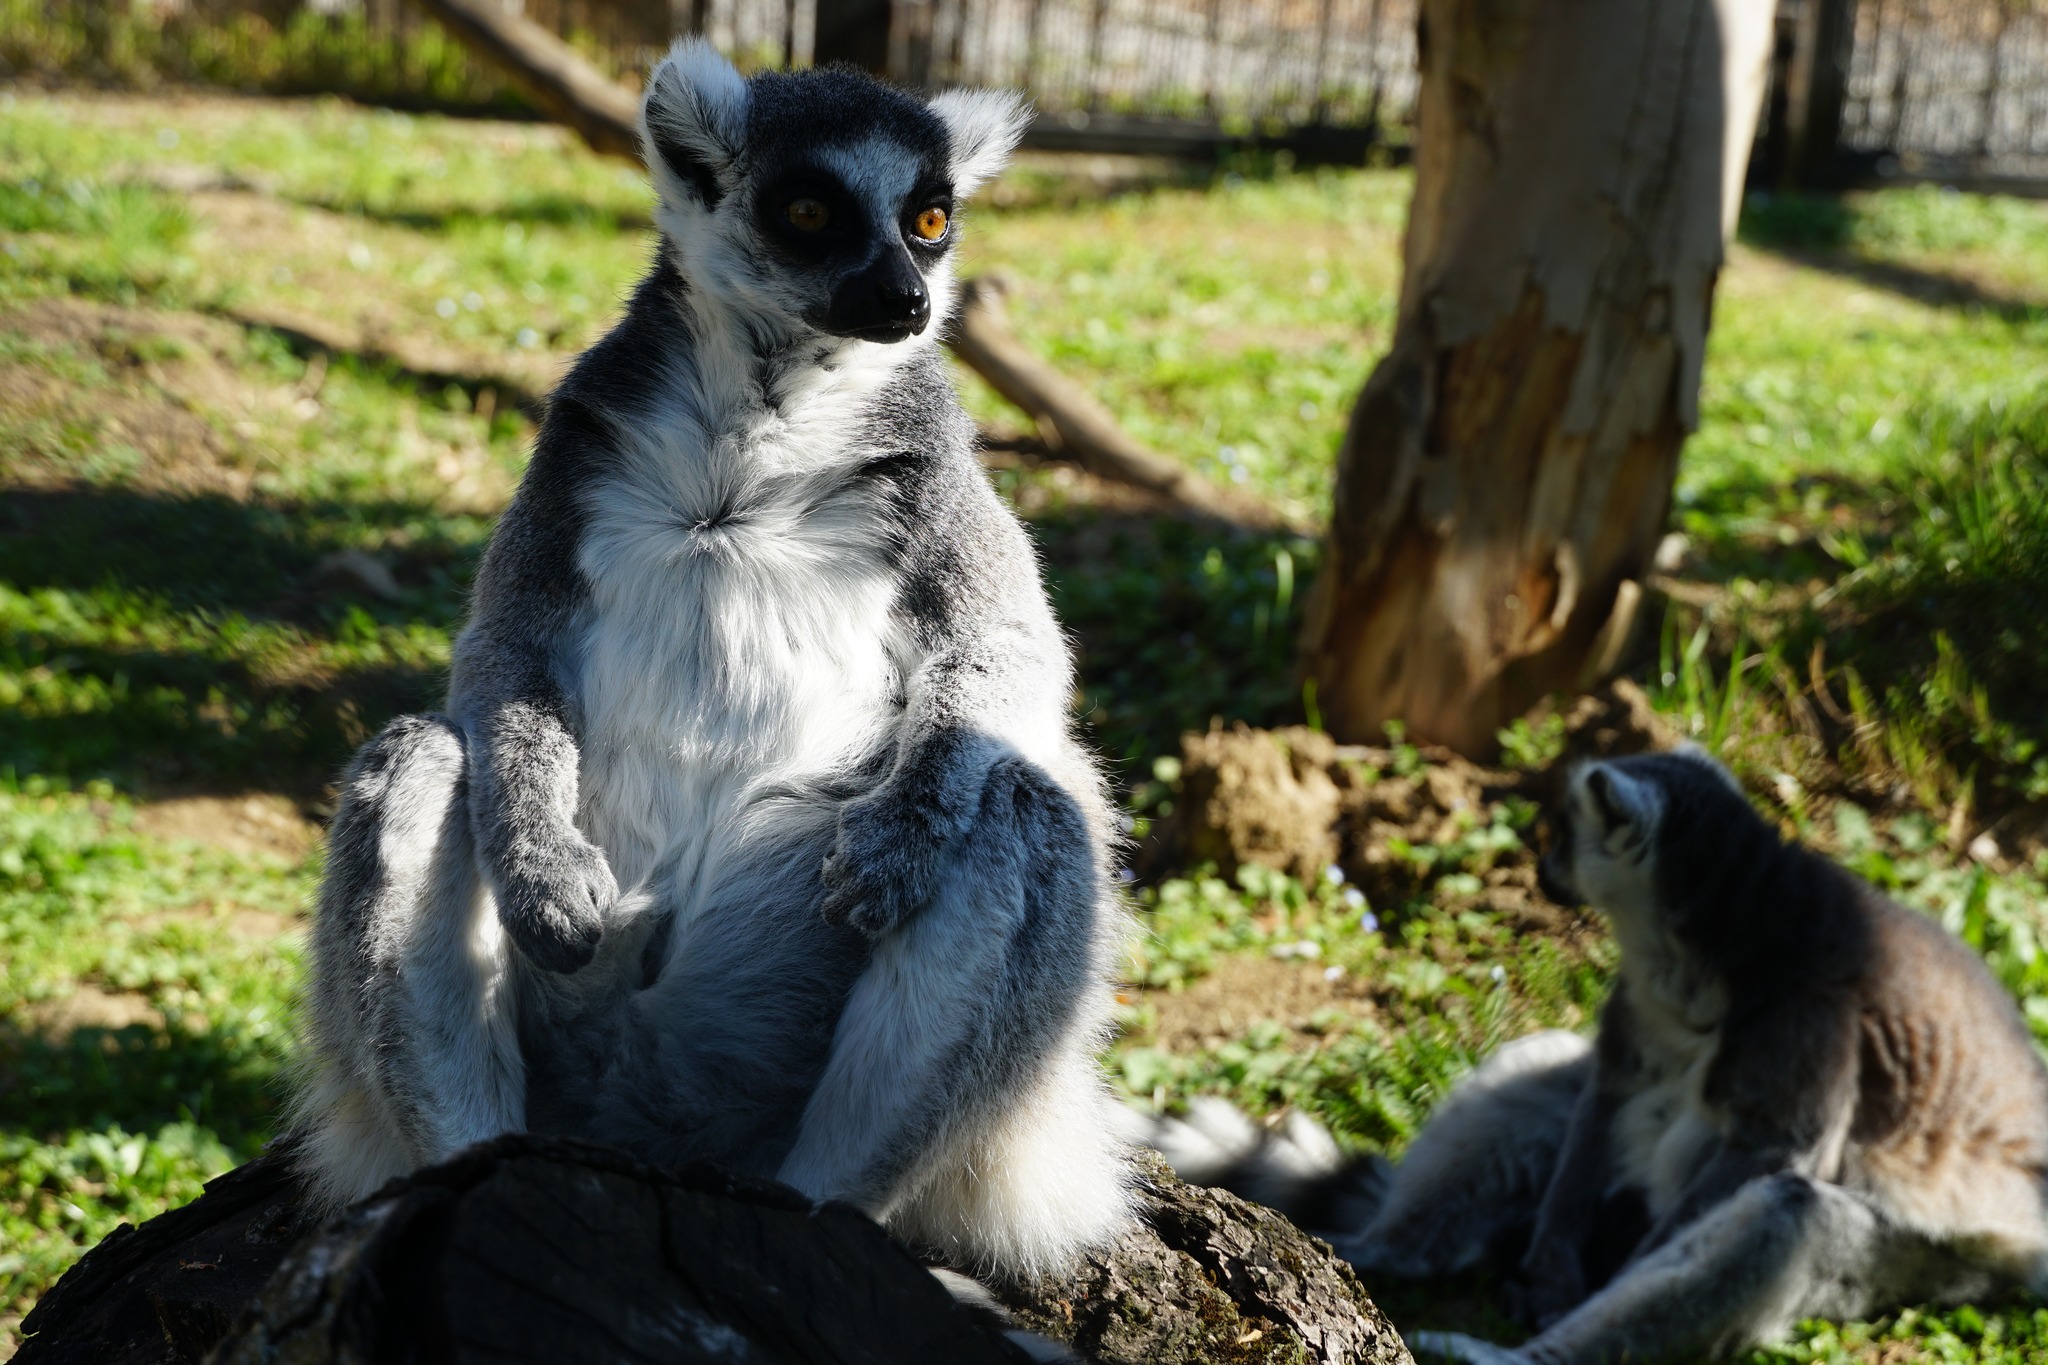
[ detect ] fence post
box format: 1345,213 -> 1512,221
814,0 -> 894,72
1784,0 -> 1859,188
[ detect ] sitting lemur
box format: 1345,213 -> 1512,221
1142,749 -> 2048,1364
294,40 -> 1134,1280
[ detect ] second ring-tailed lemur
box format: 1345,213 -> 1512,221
1146,749 -> 2048,1363
292,40 -> 1135,1277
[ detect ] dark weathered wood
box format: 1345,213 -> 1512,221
409,0 -> 644,159
211,1137 -> 1033,1365
996,1152 -> 1412,1365
14,1141 -> 1411,1365
1782,0 -> 1860,188
813,0 -> 894,73
12,1149 -> 312,1365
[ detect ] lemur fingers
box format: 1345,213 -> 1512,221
487,827 -> 616,973
818,786 -> 947,937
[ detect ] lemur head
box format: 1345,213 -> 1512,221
1538,746 -> 1751,928
639,40 -> 1029,346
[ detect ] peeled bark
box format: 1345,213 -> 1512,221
1299,0 -> 1775,755
14,1139 -> 1409,1365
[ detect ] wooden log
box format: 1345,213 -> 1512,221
13,1140 -> 1411,1365
409,0 -> 643,161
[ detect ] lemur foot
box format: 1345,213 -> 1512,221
820,789 -> 949,937
1407,1331 -> 1527,1365
490,832 -> 616,973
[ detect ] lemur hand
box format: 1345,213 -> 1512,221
1508,1241 -> 1587,1330
488,827 -> 615,973
820,788 -> 952,938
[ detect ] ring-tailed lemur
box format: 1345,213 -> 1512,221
1145,748 -> 2048,1364
292,40 -> 1135,1278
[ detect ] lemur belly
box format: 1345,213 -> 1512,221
573,461 -> 906,912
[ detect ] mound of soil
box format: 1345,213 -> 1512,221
1147,682 -> 1675,927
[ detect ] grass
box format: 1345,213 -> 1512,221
4,85 -> 2048,1361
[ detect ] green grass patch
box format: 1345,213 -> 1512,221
5,88 -> 2048,1359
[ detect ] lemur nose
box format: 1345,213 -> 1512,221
826,249 -> 932,342
887,279 -> 930,328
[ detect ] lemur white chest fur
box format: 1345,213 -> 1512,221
1607,917 -> 1729,1217
573,330 -> 916,896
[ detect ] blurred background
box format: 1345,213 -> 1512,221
4,1 -> 2048,1358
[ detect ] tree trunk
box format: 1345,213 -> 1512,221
1299,0 -> 1775,756
13,1139 -> 1410,1365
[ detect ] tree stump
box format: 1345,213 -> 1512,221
1298,0 -> 1778,755
14,1138 -> 1412,1365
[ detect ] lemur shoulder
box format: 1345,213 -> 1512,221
293,40 -> 1133,1279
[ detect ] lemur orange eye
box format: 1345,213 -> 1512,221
785,198 -> 830,232
913,206 -> 949,242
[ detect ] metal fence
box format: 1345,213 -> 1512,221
16,0 -> 2048,183
1841,0 -> 2048,181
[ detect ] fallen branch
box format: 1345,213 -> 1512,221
953,277 -> 1302,530
409,0 -> 641,160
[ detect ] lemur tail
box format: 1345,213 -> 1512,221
1120,1097 -> 1389,1235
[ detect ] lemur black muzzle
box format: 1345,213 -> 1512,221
826,249 -> 930,342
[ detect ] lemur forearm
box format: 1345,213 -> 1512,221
885,620 -> 1065,820
1525,1066 -> 1617,1265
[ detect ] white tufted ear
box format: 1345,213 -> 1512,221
1576,763 -> 1660,847
927,89 -> 1031,199
641,38 -> 749,208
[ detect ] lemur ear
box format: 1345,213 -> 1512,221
927,89 -> 1031,199
1581,765 -> 1653,836
641,38 -> 749,210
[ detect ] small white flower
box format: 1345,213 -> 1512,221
1490,965 -> 1507,985
348,242 -> 372,269
1357,910 -> 1378,934
157,128 -> 179,149
1342,887 -> 1365,909
462,291 -> 483,312
1323,965 -> 1345,983
435,298 -> 458,319
516,327 -> 541,349
1323,864 -> 1345,885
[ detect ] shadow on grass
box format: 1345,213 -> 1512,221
1,485 -> 478,795
0,1020 -> 282,1152
1740,193 -> 2047,321
292,195 -> 654,235
1024,500 -> 1316,777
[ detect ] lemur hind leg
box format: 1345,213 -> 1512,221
1341,1030 -> 1592,1278
294,714 -> 525,1211
1414,1172 -> 1991,1365
778,755 -> 1132,1277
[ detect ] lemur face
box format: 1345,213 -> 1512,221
639,40 -> 1029,345
1540,748 -> 1743,925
